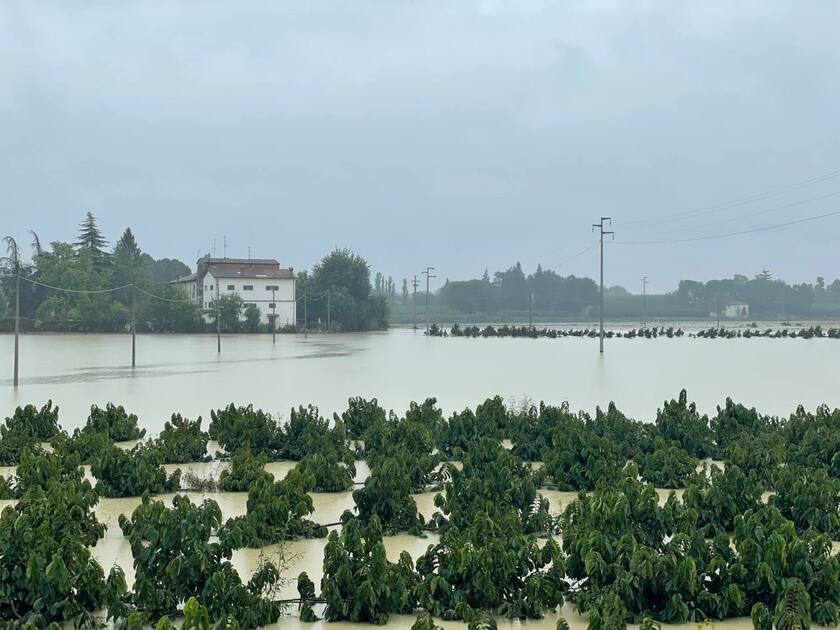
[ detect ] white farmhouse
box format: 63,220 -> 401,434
171,257 -> 296,327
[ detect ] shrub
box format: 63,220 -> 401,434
151,413 -> 210,464
92,444 -> 180,498
209,404 -> 284,458
320,516 -> 417,624
218,446 -> 271,492
84,403 -> 146,441
0,400 -> 62,465
655,389 -> 716,459
640,438 -> 697,488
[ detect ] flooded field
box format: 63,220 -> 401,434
2,329 -> 840,435
1,329 -> 838,628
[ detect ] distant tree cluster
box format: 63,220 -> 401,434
668,270 -> 840,317
296,248 -> 389,332
1,212 -> 200,332
438,262 -> 599,315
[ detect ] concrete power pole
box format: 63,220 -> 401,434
641,276 -> 648,330
592,217 -> 614,353
422,267 -> 436,332
411,275 -> 419,331
13,267 -> 19,388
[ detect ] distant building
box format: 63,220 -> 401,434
171,257 -> 296,327
724,302 -> 749,319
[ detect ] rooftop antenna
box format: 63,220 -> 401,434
212,239 -> 216,257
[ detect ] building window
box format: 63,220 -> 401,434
243,285 -> 254,291
227,284 -> 235,290
269,303 -> 276,309
266,285 -> 279,291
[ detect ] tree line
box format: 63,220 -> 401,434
381,263 -> 840,321
0,213 -> 387,333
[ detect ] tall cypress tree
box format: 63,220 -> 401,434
75,211 -> 109,264
114,228 -> 141,261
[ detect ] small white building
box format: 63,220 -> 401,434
724,303 -> 749,319
171,257 -> 296,328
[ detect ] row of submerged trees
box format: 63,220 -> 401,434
1,391 -> 840,628
430,323 -> 840,340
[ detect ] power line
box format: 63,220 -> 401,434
619,169 -> 840,229
18,276 -> 133,294
611,208 -> 840,245
633,189 -> 840,237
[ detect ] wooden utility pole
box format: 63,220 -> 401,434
592,217 -> 614,353
641,276 -> 648,330
304,293 -> 308,339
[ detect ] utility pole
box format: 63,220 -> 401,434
327,289 -> 331,331
271,287 -> 276,345
411,275 -> 419,331
304,292 -> 308,339
641,276 -> 648,330
216,302 -> 221,354
592,217 -> 614,353
529,292 -> 534,330
223,236 -> 227,259
716,295 -> 721,328
131,283 -> 137,368
13,267 -> 19,388
422,267 -> 436,332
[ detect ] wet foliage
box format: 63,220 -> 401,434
91,442 -> 181,498
221,467 -> 327,547
217,445 -> 272,492
151,413 -> 211,464
3,389 -> 840,628
113,494 -> 286,627
0,400 -> 61,465
320,516 -> 417,624
83,402 -> 146,441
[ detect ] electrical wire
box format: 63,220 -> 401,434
619,169 -> 840,229
611,208 -> 840,245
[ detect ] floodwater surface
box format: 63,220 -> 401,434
1,330 -> 838,629
2,329 -> 839,433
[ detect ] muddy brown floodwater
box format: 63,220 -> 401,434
2,329 -> 839,627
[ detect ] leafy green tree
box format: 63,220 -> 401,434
243,303 -> 261,332
352,456 -> 425,534
218,446 -> 272,492
210,294 -> 244,332
115,495 -> 285,626
83,403 -> 146,441
209,404 -> 284,458
655,390 -> 717,459
151,414 -> 211,464
415,510 -> 567,620
0,453 -> 107,626
91,443 -> 180,497
299,248 -> 388,331
320,516 -> 417,624
639,438 -> 697,488
221,468 -> 326,547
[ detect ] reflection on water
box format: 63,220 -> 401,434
3,330 -> 840,434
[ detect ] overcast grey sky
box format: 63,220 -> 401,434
3,1 -> 840,290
